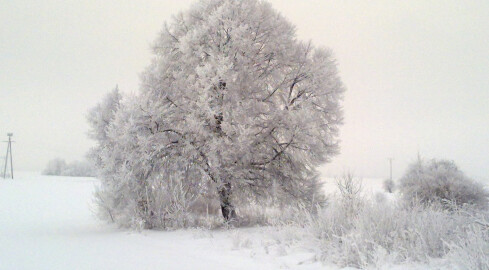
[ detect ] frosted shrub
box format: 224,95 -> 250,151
444,208 -> 489,270
383,178 -> 395,193
233,172 -> 489,269
336,173 -> 363,199
347,203 -> 456,265
446,224 -> 489,270
399,158 -> 489,209
95,165 -> 223,230
374,192 -> 387,204
335,173 -> 364,220
302,174 -> 365,254
308,198 -> 489,269
232,197 -> 322,228
288,174 -> 489,268
249,172 -> 489,269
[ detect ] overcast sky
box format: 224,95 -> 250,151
1,0 -> 488,181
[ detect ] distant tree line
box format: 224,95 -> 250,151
42,158 -> 95,177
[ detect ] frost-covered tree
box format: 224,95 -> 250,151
89,0 -> 344,226
87,86 -> 122,143
42,158 -> 67,176
63,160 -> 96,177
87,85 -> 122,179
399,158 -> 489,209
86,87 -> 128,223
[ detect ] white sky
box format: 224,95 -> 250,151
1,0 -> 488,181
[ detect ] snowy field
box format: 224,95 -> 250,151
2,173 -> 485,270
0,172 -> 353,270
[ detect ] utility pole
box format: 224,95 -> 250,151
3,133 -> 14,179
388,158 -> 394,181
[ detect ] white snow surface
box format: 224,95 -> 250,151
0,172 -> 331,270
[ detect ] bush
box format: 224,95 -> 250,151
93,165 -> 223,230
445,219 -> 489,270
263,172 -> 489,269
399,158 -> 489,209
310,200 -> 489,268
383,178 -> 395,193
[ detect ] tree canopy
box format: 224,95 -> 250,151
89,0 -> 344,227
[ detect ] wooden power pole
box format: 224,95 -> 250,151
3,133 -> 14,179
388,158 -> 394,181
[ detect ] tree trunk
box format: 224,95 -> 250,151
218,182 -> 237,222
215,80 -> 236,222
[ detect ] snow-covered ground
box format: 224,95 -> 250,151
0,173 -> 336,270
